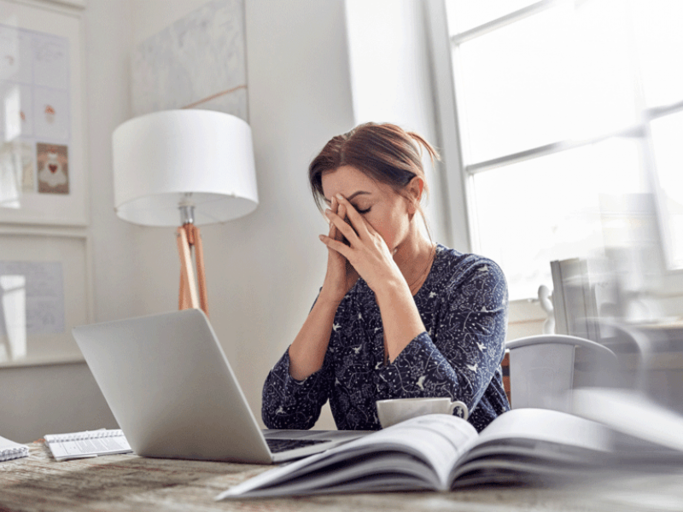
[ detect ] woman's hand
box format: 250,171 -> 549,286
319,194 -> 404,296
319,196 -> 359,305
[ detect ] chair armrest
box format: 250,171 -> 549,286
506,334 -> 616,360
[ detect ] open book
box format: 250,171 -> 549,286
573,387 -> 683,460
217,408 -> 612,499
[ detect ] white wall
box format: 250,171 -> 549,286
0,361 -> 117,443
87,0 -> 140,322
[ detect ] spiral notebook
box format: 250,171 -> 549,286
0,435 -> 29,462
45,429 -> 133,461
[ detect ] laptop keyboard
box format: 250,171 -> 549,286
265,438 -> 329,453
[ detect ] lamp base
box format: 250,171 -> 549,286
176,223 -> 209,316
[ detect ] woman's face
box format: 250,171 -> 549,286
321,165 -> 417,252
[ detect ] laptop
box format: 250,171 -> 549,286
72,309 -> 367,464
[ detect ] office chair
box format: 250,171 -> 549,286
505,334 -> 617,412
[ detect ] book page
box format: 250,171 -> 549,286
473,408 -> 612,453
452,456 -> 599,488
382,414 -> 479,484
447,409 -> 613,488
247,453 -> 437,498
573,387 -> 683,452
217,414 -> 478,499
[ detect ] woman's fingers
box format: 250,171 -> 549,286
336,203 -> 347,242
319,233 -> 352,259
337,203 -> 351,244
325,208 -> 359,245
334,194 -> 371,239
328,197 -> 338,239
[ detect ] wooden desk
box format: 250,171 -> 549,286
2,441 -> 683,511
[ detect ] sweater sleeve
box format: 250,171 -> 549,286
374,257 -> 508,416
261,345 -> 333,430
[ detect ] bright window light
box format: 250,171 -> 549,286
650,113 -> 683,269
472,138 -> 643,300
631,0 -> 683,109
445,0 -> 538,35
445,0 -> 681,299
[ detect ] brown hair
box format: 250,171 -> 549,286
308,122 -> 439,217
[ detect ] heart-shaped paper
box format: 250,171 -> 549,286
49,164 -> 58,173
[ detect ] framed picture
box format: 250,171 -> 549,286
0,228 -> 92,367
0,0 -> 87,226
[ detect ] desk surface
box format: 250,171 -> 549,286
2,441 -> 683,511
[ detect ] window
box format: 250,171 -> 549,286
442,0 -> 683,300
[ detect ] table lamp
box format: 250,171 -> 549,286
112,110 -> 258,317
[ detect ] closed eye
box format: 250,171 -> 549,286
356,207 -> 371,214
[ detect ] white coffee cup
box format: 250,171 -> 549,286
376,397 -> 469,429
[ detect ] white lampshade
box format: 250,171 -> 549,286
112,110 -> 258,226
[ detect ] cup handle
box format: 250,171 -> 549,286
448,400 -> 469,421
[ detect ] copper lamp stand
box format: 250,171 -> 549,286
176,205 -> 209,316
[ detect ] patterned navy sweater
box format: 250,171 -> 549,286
262,244 -> 510,433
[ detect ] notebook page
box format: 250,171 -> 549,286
45,429 -> 133,461
0,435 -> 29,462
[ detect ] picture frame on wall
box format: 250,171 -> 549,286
0,0 -> 87,226
0,228 -> 92,367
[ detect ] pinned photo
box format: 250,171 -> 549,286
37,143 -> 68,194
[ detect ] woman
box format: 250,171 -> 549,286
262,123 -> 509,433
